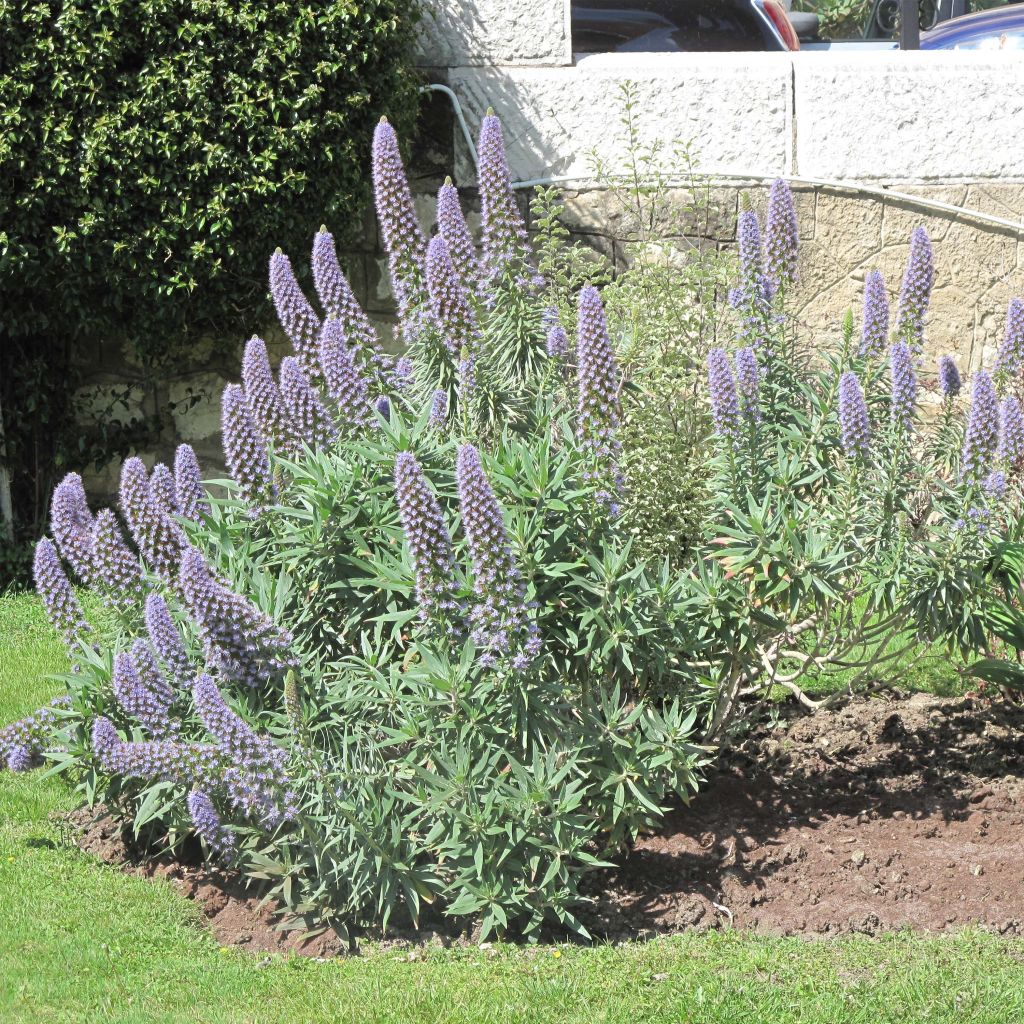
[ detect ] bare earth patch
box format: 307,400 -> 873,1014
584,691 -> 1024,939
67,691 -> 1024,952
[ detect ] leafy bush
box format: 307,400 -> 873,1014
0,0 -> 421,585
676,199 -> 1024,737
1,113 -> 706,941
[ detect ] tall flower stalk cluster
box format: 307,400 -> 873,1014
178,549 -> 297,686
120,457 -> 187,584
192,675 -> 296,826
242,336 -> 301,456
426,234 -> 482,361
764,179 -> 799,289
222,383 -> 277,508
269,249 -> 321,374
729,209 -> 775,350
895,226 -> 935,348
576,284 -> 623,510
861,270 -> 890,358
311,228 -> 385,366
393,452 -> 461,631
112,643 -> 179,739
455,445 -> 540,669
889,341 -> 918,433
318,319 -> 373,430
707,348 -> 740,443
477,112 -> 536,287
145,594 -> 194,689
999,395 -> 1024,469
0,697 -> 69,773
174,444 -> 209,520
90,509 -> 144,616
838,371 -> 871,460
372,117 -> 429,332
938,355 -> 962,400
33,538 -> 91,652
51,473 -> 95,584
437,177 -> 481,296
994,297 -> 1024,378
962,369 -> 1000,481
280,357 -> 338,448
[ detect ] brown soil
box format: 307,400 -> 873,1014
67,691 -> 1024,953
583,690 -> 1024,938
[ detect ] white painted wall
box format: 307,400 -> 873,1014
418,0 -> 1024,188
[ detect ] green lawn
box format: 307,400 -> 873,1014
2,591 -> 1023,1024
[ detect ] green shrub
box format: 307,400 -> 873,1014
0,0 -> 421,586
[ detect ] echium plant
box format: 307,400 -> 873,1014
695,191 -> 1024,737
4,110 -> 707,944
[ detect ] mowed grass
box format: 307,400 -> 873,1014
2,592 -> 1023,1024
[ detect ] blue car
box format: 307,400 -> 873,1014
921,3 -> 1024,47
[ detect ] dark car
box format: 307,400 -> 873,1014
571,0 -> 801,53
921,2 -> 1024,46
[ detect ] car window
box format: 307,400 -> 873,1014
572,0 -> 779,52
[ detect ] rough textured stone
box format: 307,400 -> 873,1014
416,0 -> 571,67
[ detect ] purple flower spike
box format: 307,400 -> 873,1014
375,395 -> 391,420
33,538 -> 91,651
730,210 -> 775,348
395,357 -> 414,390
426,234 -> 481,359
576,285 -> 623,504
120,457 -> 187,583
546,324 -> 569,363
994,298 -> 1024,378
456,444 -> 540,669
50,473 -> 94,584
437,177 -> 481,295
318,319 -> 373,429
269,249 -> 320,373
734,347 -> 761,422
999,395 -> 1024,471
764,179 -> 799,288
477,112 -> 535,285
394,452 -> 461,629
6,746 -> 32,772
983,470 -> 1007,499
860,270 -> 890,358
896,226 -> 935,348
222,384 -> 276,509
707,348 -> 741,442
91,716 -> 221,792
962,369 -> 1000,480
192,675 -> 294,826
149,463 -> 179,517
179,548 -> 297,686
311,228 -> 384,363
429,389 -> 448,427
242,336 -> 301,456
90,509 -> 143,616
112,646 -> 177,739
279,357 -> 337,448
938,355 -> 962,400
188,790 -> 236,859
1,697 -> 70,772
144,593 -> 193,688
889,342 -> 917,433
174,444 -> 209,521
372,117 -> 429,322
838,371 -> 871,460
